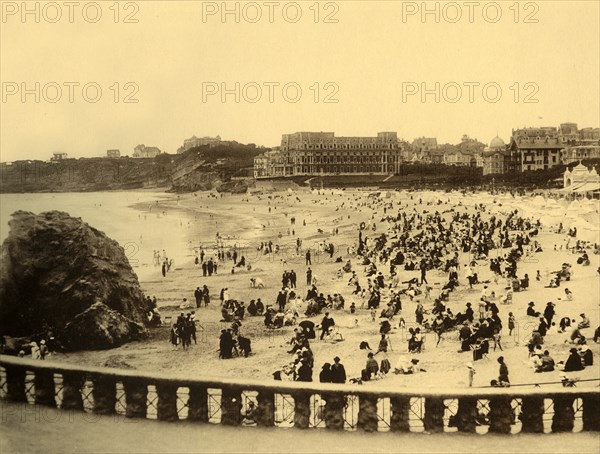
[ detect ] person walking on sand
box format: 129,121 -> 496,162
203,285 -> 210,307
195,287 -> 202,308
170,325 -> 179,350
466,362 -> 476,387
306,250 -> 312,266
498,356 -> 509,385
419,259 -> 428,285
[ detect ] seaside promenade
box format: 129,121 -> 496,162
2,400 -> 599,454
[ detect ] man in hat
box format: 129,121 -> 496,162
459,322 -> 472,352
320,312 -> 334,340
543,302 -> 555,328
331,356 -> 346,383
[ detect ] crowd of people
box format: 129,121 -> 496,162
153,190 -> 598,392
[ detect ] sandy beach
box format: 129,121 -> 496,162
46,188 -> 600,391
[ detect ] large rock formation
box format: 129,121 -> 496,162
0,210 -> 149,350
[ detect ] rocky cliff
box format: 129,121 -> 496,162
0,211 -> 149,350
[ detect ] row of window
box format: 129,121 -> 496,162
284,143 -> 396,150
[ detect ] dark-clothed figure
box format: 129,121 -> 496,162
331,356 -> 347,383
319,363 -> 332,383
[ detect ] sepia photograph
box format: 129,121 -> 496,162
0,1 -> 599,453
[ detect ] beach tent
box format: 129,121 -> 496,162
567,219 -> 600,243
566,200 -> 583,213
532,195 -> 546,206
539,210 -> 565,227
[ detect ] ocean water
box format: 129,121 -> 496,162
0,191 -> 200,279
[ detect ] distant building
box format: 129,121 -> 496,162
411,137 -> 438,152
561,144 -> 600,164
443,147 -> 477,167
579,127 -> 600,141
253,151 -> 272,179
133,144 -> 161,159
558,123 -> 580,144
51,152 -> 68,161
409,138 -> 439,163
254,131 -> 408,178
436,136 -> 486,167
107,149 -> 120,158
508,127 -> 562,171
482,136 -> 509,175
178,135 -> 222,153
428,149 -> 445,164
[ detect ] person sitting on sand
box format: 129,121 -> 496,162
535,350 -> 555,373
562,348 -> 584,372
376,334 -> 389,354
579,345 -> 593,366
558,317 -> 574,333
362,352 -> 379,381
394,356 -> 411,374
526,302 -> 540,318
578,313 -> 590,329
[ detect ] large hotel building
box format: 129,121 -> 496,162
254,132 -> 409,178
254,125 -> 599,179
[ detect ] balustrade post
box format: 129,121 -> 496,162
292,392 -> 310,429
323,392 -> 344,430
455,398 -> 477,433
187,385 -> 209,422
488,397 -> 513,434
256,390 -> 275,427
5,365 -> 27,402
91,374 -> 116,415
221,387 -> 241,426
551,395 -> 575,433
357,394 -> 378,432
34,369 -> 56,407
390,397 -> 410,432
520,397 -> 544,433
156,383 -> 179,422
61,371 -> 84,411
123,379 -> 148,418
424,397 -> 445,433
582,394 -> 600,431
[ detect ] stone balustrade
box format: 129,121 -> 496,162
1,355 -> 598,434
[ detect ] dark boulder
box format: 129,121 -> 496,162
0,210 -> 149,349
63,302 -> 146,350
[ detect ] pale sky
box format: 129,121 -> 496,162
1,0 -> 599,161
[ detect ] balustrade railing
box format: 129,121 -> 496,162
1,355 -> 598,434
